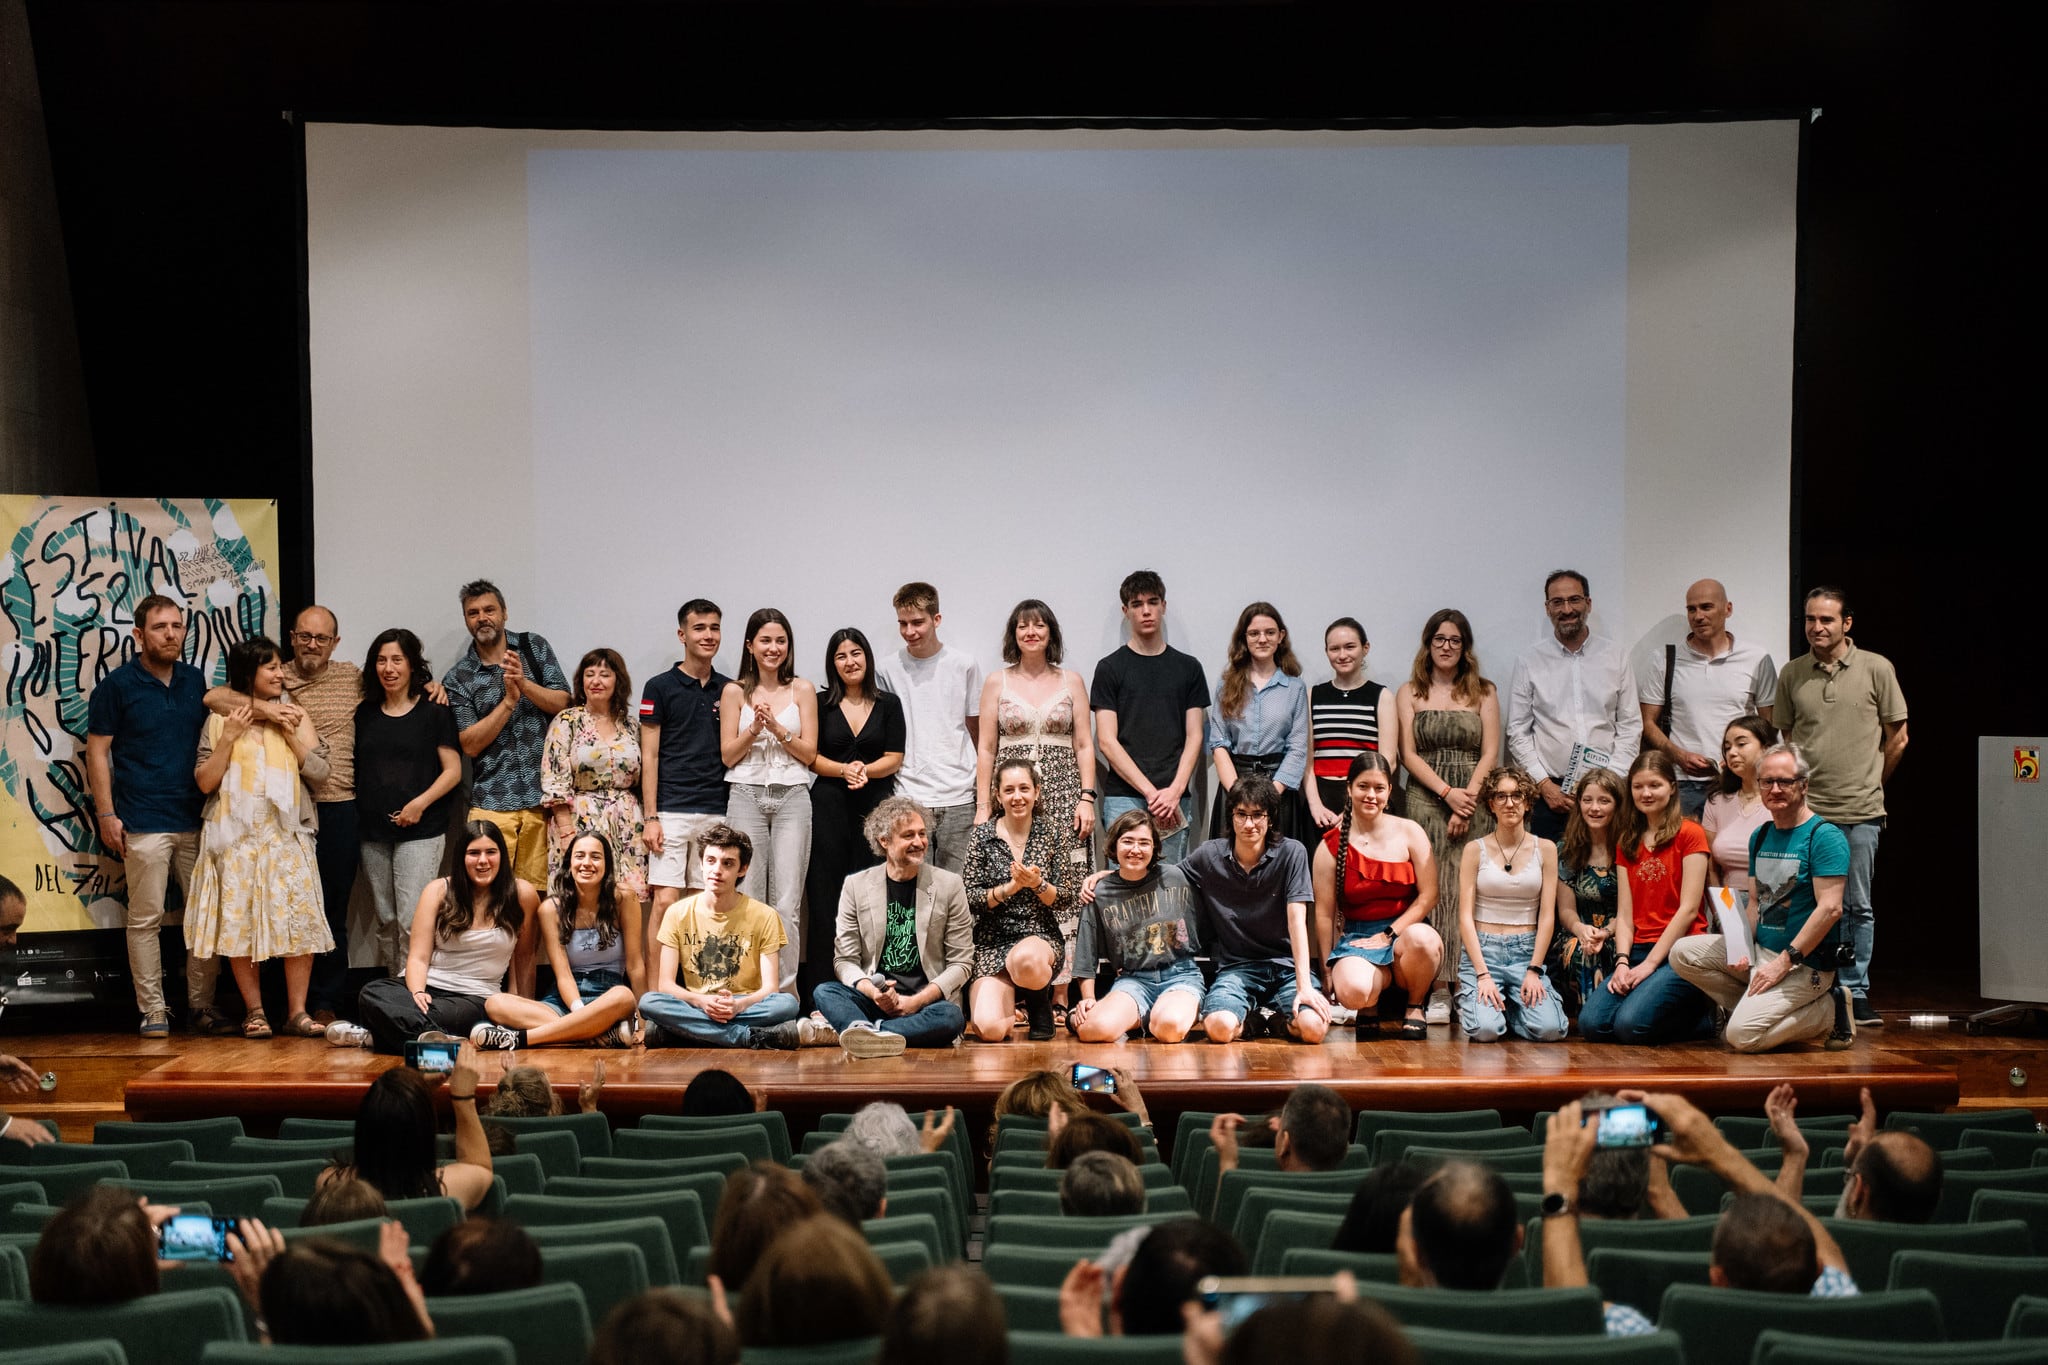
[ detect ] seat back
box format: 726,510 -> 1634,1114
503,1191 -> 708,1262
1189,1145 -> 1369,1221
27,1142 -> 193,1181
495,1132 -> 577,1181
536,1241 -> 648,1332
223,1137 -> 350,1162
1354,1110 -> 1506,1149
576,1153 -> 745,1182
1887,1250 -> 2048,1339
737,1339 -> 884,1365
1971,1189 -> 2048,1254
816,1108 -> 971,1178
1669,1163 -> 1845,1217
1584,1249 -> 1713,1317
1401,1144 -> 1545,1174
1,1205 -> 57,1235
1215,1169 -> 1361,1244
858,1212 -> 944,1265
0,1285 -> 248,1365
0,1342 -> 134,1365
278,1215 -> 386,1255
1824,1216 -> 2032,1288
274,1119 -> 356,1140
1000,1332 -> 1184,1363
1355,1284 -> 1605,1335
1524,1214 -> 1719,1278
1654,1285 -> 1944,1365
983,1243 -> 1095,1288
989,1162 -> 1178,1194
1884,1108 -> 2037,1149
424,1283 -> 590,1365
27,1166 -> 131,1207
1369,1126 -> 1533,1165
1249,1210 -> 1343,1276
2008,1294 -> 2048,1338
1935,1167 -> 2048,1223
167,1161 -> 327,1200
203,1342 -> 515,1365
95,1119 -> 246,1164
884,1153 -> 971,1242
1401,1326 -> 1685,1365
1961,1129 -> 2048,1168
995,1282 -> 1063,1332
1277,1248 -> 1400,1280
0,1180 -> 48,1212
868,1238 -> 935,1286
1714,1114 -> 1856,1148
611,1127 -> 773,1166
0,1241 -> 28,1301
636,1112 -> 787,1164
117,1177 -> 282,1220
542,1172 -> 726,1221
874,1186 -> 961,1259
524,1217 -> 679,1287
1751,1331 -> 2048,1365
381,1196 -> 467,1246
480,1112 -> 613,1160
988,1186 -> 1194,1220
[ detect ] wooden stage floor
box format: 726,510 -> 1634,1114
11,1017 -> 2047,1156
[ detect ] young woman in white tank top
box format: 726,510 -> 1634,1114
1455,766 -> 1569,1043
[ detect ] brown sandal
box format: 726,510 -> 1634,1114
282,1011 -> 326,1038
242,1009 -> 273,1039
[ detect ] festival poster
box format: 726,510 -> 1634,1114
0,496 -> 279,931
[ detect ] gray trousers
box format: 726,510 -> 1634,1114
725,782 -> 813,989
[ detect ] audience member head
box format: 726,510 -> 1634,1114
419,1216 -> 542,1297
734,1214 -> 892,1349
803,1138 -> 888,1225
300,1174 -> 388,1228
1222,1297 -> 1419,1365
1399,1161 -> 1522,1290
1711,1192 -> 1818,1292
846,1101 -> 924,1157
1277,1084 -> 1350,1172
1579,1146 -> 1651,1220
485,1063 -> 561,1118
261,1238 -> 429,1346
991,1070 -> 1087,1154
709,1162 -> 823,1293
1115,1219 -> 1248,1336
1047,1112 -> 1143,1170
590,1289 -> 740,1365
1334,1162 -> 1427,1254
679,1068 -> 756,1117
881,1264 -> 1009,1365
1,872 -> 27,946
1843,1131 -> 1943,1224
349,1066 -> 443,1200
1060,1152 -> 1148,1217
29,1186 -> 158,1305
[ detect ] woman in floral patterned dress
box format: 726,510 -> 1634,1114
541,648 -> 648,920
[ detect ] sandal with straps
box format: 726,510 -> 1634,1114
242,1009 -> 273,1039
282,1011 -> 327,1038
1398,1008 -> 1429,1041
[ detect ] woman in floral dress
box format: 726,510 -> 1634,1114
541,647 -> 648,916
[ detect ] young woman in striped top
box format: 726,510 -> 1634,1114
1304,617 -> 1397,831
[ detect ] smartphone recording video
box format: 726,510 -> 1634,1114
1584,1101 -> 1664,1148
157,1213 -> 238,1263
405,1039 -> 461,1074
1071,1063 -> 1118,1095
1198,1276 -> 1342,1332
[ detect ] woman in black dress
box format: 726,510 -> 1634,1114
800,627 -> 906,995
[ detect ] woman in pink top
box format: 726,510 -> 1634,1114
1700,715 -> 1777,894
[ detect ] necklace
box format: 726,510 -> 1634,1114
1495,831 -> 1530,873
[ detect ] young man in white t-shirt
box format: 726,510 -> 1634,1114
876,582 -> 982,873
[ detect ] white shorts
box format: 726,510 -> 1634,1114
647,811 -> 728,890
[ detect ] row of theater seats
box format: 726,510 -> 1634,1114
4,1105 -> 2048,1364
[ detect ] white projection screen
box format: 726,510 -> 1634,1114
305,123 -> 1799,740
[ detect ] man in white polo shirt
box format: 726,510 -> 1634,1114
1639,579 -> 1777,817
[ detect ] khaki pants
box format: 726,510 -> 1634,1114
469,806 -> 550,889
124,831 -> 219,1018
1670,934 -> 1834,1053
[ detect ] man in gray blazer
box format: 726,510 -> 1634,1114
812,796 -> 974,1056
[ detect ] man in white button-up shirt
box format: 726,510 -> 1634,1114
1507,570 -> 1642,839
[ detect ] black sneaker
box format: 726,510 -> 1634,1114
1023,989 -> 1056,1042
749,1020 -> 803,1050
1240,1007 -> 1269,1041
1827,984 -> 1856,1051
1852,997 -> 1883,1028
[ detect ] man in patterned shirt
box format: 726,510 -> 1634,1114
442,580 -> 569,889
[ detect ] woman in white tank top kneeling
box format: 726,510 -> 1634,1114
1455,765 -> 1569,1043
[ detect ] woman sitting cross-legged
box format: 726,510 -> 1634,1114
1315,752 -> 1443,1040
468,829 -> 643,1050
1071,809 -> 1205,1044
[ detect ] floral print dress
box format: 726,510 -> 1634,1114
541,706 -> 648,899
961,816 -> 1074,980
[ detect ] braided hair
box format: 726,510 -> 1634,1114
1335,751 -> 1399,901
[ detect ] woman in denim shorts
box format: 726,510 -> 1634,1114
1315,752 -> 1443,1039
1071,810 -> 1205,1043
469,830 -> 642,1050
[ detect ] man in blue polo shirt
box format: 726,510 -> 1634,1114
84,594 -> 226,1037
1183,774 -> 1330,1044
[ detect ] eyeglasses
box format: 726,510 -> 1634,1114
1490,791 -> 1526,805
1757,777 -> 1806,789
1430,635 -> 1463,648
1546,595 -> 1589,610
291,632 -> 335,646
1230,811 -> 1270,825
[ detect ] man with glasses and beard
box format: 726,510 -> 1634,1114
1507,570 -> 1641,842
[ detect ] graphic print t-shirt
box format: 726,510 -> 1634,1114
1748,816 -> 1851,956
1074,864 -> 1201,976
879,874 -> 929,995
657,892 -> 786,994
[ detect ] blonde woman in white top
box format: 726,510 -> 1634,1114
720,608 -> 819,993
1455,765 -> 1568,1042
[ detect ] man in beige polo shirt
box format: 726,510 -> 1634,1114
1774,586 -> 1908,1030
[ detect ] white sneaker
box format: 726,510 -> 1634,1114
1327,1005 -> 1358,1026
839,1021 -> 906,1059
796,1016 -> 838,1047
325,1021 -> 372,1048
469,1021 -> 521,1051
1424,996 -> 1451,1026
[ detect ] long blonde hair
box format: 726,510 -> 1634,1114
1558,768 -> 1625,871
1219,601 -> 1301,719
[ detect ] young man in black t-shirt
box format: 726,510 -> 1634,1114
1090,570 -> 1210,862
638,599 -> 732,983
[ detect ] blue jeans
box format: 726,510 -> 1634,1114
1676,780 -> 1712,820
1457,930 -> 1568,1042
1837,819 -> 1882,999
1200,960 -> 1308,1024
638,989 -> 798,1048
1107,959 -> 1206,1014
1101,795 -> 1196,864
813,981 -> 965,1048
1576,944 -> 1715,1046
542,968 -> 631,1015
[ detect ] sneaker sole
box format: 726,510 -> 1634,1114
840,1029 -> 907,1059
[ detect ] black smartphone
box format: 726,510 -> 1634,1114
1197,1276 -> 1342,1332
1072,1063 -> 1118,1095
158,1212 -> 238,1262
1583,1101 -> 1664,1148
405,1039 -> 460,1074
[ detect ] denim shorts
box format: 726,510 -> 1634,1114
1200,960 -> 1311,1022
1328,917 -> 1401,969
540,967 -> 631,1015
1107,958 -> 1206,1013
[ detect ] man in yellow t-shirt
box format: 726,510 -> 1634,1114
638,824 -> 815,1048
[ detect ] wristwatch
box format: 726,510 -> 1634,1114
1540,1191 -> 1576,1218
1784,945 -> 1810,967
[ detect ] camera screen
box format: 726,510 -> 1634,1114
1071,1064 -> 1117,1094
1594,1103 -> 1657,1148
158,1213 -> 235,1262
406,1040 -> 460,1073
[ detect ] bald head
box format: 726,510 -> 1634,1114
1685,579 -> 1733,648
290,605 -> 340,674
1847,1131 -> 1943,1223
1400,1161 -> 1520,1290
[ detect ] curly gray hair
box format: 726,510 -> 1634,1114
862,796 -> 932,856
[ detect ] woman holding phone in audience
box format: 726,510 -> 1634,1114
541,647 -> 648,916
1314,752 -> 1441,1040
1702,714 -> 1778,894
469,830 -> 643,1050
1549,768 -> 1624,1018
803,626 -> 906,994
321,1039 -> 494,1211
1304,617 -> 1396,831
347,819 -> 537,1053
1454,766 -> 1567,1042
1207,601 -> 1310,845
1395,608 -> 1499,1024
1577,751 -> 1716,1046
721,608 -> 819,994
963,757 -> 1074,1043
189,635 -> 334,1039
354,628 -> 463,975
